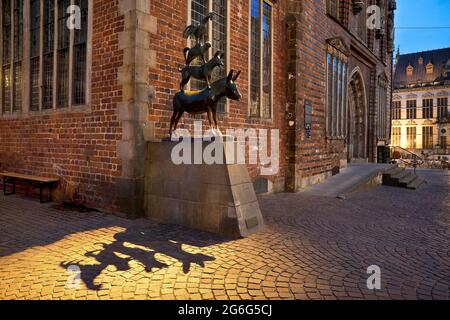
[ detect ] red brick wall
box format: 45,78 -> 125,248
148,0 -> 288,190
291,0 -> 392,184
0,0 -> 124,211
0,0 -> 392,212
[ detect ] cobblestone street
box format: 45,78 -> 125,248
0,169 -> 449,300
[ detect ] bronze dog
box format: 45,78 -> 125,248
179,51 -> 224,90
183,41 -> 212,66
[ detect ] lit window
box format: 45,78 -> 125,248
406,127 -> 417,149
392,127 -> 401,147
392,101 -> 401,120
422,126 -> 433,149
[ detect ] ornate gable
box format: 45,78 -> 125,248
326,37 -> 350,60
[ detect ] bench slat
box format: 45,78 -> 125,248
0,172 -> 59,183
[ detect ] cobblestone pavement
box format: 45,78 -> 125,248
0,169 -> 449,300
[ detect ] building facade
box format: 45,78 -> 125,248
0,0 -> 394,217
392,47 -> 450,153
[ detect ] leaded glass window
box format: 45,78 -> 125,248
1,0 -> 90,113
326,47 -> 348,138
2,0 -> 12,113
43,0 -> 55,109
57,0 -> 71,108
189,0 -> 228,112
250,0 -> 272,119
30,0 -> 40,111
73,0 -> 88,105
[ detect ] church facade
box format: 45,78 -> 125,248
0,0 -> 395,217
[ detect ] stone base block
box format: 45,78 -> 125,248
145,140 -> 265,238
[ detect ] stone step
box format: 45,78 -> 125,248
407,177 -> 426,190
399,173 -> 418,187
384,167 -> 402,176
391,170 -> 411,181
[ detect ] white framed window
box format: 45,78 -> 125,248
0,0 -> 91,115
188,0 -> 230,113
249,0 -> 273,119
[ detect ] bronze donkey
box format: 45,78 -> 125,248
179,51 -> 224,90
170,70 -> 242,137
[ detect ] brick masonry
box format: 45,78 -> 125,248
0,0 -> 393,216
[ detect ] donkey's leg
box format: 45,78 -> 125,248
173,111 -> 184,132
212,109 -> 219,129
169,111 -> 178,136
207,108 -> 214,131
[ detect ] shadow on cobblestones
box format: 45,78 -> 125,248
60,226 -> 220,290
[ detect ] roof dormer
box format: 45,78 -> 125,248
426,62 -> 434,75
418,56 -> 424,65
406,64 -> 414,76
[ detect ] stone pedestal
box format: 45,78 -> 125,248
145,139 -> 265,238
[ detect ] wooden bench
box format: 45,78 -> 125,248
0,172 -> 59,203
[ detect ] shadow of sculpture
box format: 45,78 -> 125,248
60,226 -> 218,291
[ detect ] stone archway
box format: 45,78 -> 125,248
347,69 -> 368,162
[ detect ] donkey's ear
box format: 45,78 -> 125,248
227,70 -> 234,83
215,50 -> 223,58
232,70 -> 241,82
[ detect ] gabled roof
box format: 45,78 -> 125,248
394,47 -> 450,89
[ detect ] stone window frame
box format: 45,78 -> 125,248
422,126 -> 433,149
391,126 -> 401,147
187,0 -> 231,114
406,99 -> 417,120
0,0 -> 92,119
391,100 -> 401,120
406,126 -> 417,149
326,40 -> 349,139
422,98 -> 434,119
248,0 -> 274,120
437,97 -> 448,120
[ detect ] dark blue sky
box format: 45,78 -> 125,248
395,0 -> 450,54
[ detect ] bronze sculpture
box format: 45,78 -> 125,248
171,12 -> 242,137
179,51 -> 224,90
184,41 -> 212,65
183,12 -> 215,44
170,70 -> 242,136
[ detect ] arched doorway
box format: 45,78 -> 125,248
347,69 -> 368,162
